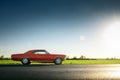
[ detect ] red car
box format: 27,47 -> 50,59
11,49 -> 66,65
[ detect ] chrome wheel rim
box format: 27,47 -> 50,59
22,58 -> 28,64
56,58 -> 61,64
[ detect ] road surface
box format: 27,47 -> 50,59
0,64 -> 120,80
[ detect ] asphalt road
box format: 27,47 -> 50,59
0,64 -> 120,80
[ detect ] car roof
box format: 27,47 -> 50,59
30,49 -> 46,51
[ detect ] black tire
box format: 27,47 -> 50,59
54,58 -> 62,65
21,58 -> 30,65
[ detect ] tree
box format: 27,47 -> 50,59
79,55 -> 86,60
0,55 -> 4,60
72,56 -> 77,60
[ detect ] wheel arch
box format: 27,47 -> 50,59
21,57 -> 30,61
54,57 -> 63,65
54,56 -> 62,61
21,57 -> 31,65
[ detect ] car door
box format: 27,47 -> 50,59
33,50 -> 51,61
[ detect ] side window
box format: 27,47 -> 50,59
34,51 -> 47,54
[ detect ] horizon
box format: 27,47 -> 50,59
1,0 -> 120,58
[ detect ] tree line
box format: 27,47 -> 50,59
66,55 -> 96,60
0,55 -> 10,60
66,55 -> 118,60
0,55 -> 118,60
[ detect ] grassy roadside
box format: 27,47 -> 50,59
0,59 -> 120,65
63,60 -> 120,64
0,60 -> 21,64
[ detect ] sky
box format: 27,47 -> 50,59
1,0 -> 120,58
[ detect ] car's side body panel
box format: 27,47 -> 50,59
11,50 -> 66,64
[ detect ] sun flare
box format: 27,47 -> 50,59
103,21 -> 120,56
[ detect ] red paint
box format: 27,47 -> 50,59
11,49 -> 66,63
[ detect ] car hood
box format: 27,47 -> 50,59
11,53 -> 24,58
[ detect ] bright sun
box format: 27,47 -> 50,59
103,21 -> 120,57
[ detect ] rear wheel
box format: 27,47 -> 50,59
54,58 -> 62,65
21,58 -> 30,65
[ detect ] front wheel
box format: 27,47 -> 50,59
54,58 -> 62,65
21,58 -> 30,65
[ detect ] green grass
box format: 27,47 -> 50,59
63,60 -> 120,64
0,59 -> 120,65
0,60 -> 21,64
